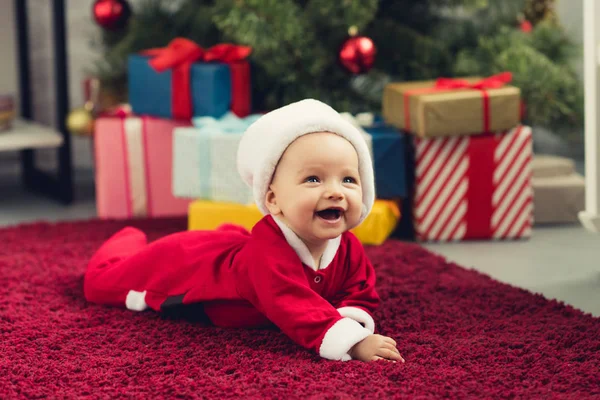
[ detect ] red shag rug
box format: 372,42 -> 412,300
1,218 -> 598,399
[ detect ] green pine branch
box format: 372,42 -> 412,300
367,19 -> 454,81
497,45 -> 583,131
453,23 -> 583,132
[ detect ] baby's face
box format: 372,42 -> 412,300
266,132 -> 363,246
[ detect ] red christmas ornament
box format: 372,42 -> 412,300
339,28 -> 376,74
520,20 -> 533,33
93,0 -> 131,31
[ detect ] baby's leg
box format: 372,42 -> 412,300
83,227 -> 150,310
84,225 -> 249,314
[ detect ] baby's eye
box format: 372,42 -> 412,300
343,176 -> 357,184
305,176 -> 320,183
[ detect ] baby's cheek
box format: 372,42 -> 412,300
289,196 -> 316,218
350,193 -> 363,209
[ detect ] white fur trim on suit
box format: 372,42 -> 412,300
237,99 -> 375,223
319,317 -> 372,361
337,306 -> 375,333
125,290 -> 148,311
272,216 -> 340,271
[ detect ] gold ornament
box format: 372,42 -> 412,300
66,78 -> 101,137
66,102 -> 95,136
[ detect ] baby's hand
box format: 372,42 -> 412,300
349,334 -> 405,363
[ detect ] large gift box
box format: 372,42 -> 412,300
188,200 -> 401,246
129,39 -> 252,120
382,73 -> 521,138
172,113 -> 377,203
412,125 -> 533,241
95,116 -> 193,219
532,155 -> 585,224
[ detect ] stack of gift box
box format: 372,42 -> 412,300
382,72 -> 535,242
174,111 -> 406,245
93,38 -> 409,246
95,35 -> 580,244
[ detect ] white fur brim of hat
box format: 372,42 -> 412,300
237,99 -> 375,223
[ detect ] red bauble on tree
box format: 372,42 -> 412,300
93,0 -> 131,31
339,26 -> 377,74
520,20 -> 533,33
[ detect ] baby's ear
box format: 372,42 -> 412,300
265,186 -> 281,215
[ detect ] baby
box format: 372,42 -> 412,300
84,99 -> 403,363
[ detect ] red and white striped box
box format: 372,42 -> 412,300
413,125 -> 533,241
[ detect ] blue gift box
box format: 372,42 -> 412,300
364,119 -> 408,199
128,54 -> 232,119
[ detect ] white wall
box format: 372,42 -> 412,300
556,0 -> 584,79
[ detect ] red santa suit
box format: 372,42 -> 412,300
84,215 -> 380,361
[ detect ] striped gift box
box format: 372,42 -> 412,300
413,125 -> 533,241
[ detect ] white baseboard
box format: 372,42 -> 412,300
578,211 -> 600,233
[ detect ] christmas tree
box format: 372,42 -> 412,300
91,0 -> 582,139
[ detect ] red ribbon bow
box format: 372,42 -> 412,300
404,72 -> 513,134
434,72 -> 512,90
141,38 -> 252,119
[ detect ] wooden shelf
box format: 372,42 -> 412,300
0,119 -> 63,152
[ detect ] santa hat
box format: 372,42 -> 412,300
237,99 -> 375,222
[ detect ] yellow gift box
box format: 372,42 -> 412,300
188,200 -> 401,246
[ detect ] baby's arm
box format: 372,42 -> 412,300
331,233 -> 404,362
235,249 -> 371,361
330,233 -> 380,331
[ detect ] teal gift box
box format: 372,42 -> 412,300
171,112 -> 262,204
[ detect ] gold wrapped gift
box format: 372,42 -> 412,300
383,73 -> 521,138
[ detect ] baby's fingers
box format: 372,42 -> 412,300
371,356 -> 397,363
383,341 -> 400,355
377,347 -> 405,363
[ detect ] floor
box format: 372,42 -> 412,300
1,167 -> 599,318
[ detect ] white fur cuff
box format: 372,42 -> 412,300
319,317 -> 371,361
337,306 -> 375,333
125,290 -> 148,311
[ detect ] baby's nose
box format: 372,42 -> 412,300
325,186 -> 344,200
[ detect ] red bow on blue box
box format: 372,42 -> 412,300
129,38 -> 252,120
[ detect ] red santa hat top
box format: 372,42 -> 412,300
237,98 -> 375,222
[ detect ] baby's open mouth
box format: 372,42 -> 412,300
316,208 -> 343,221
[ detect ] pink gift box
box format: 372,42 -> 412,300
94,116 -> 193,219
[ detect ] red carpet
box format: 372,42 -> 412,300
1,218 -> 598,399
